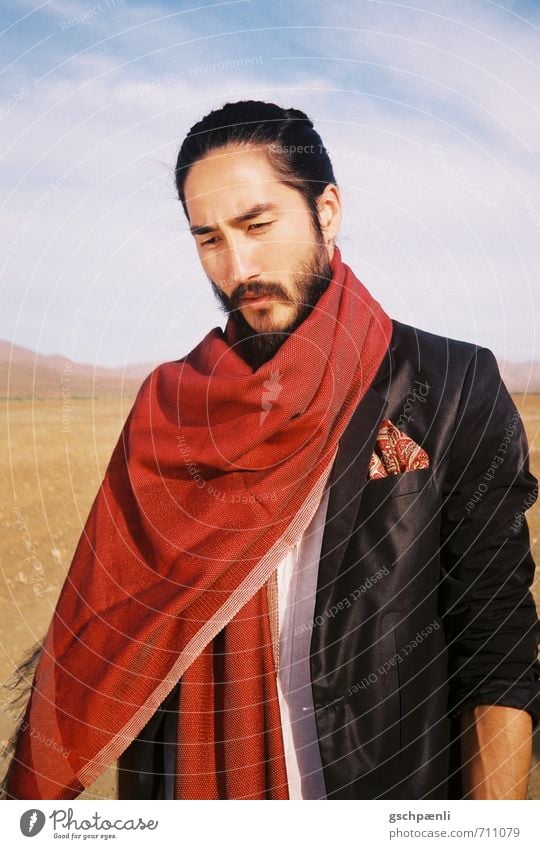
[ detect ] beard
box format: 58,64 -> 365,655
208,236 -> 333,370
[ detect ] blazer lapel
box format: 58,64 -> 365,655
311,339 -> 395,638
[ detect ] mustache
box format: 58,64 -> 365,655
230,281 -> 292,309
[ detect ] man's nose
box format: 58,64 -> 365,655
223,240 -> 261,290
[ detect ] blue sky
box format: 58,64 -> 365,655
1,0 -> 539,366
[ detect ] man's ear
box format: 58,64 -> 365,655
317,184 -> 341,244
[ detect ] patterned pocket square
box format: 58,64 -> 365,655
368,418 -> 430,479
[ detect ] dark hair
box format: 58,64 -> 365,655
174,100 -> 337,233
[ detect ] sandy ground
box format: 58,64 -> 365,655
1,394 -> 539,800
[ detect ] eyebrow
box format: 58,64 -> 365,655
189,202 -> 280,236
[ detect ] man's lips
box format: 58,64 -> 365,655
239,293 -> 276,307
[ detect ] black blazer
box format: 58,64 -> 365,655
121,319 -> 540,800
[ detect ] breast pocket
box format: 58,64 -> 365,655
363,467 -> 435,500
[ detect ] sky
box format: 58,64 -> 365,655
0,0 -> 539,367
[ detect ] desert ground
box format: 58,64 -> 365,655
1,394 -> 539,800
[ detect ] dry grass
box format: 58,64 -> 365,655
1,395 -> 539,800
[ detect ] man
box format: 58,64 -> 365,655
2,100 -> 539,801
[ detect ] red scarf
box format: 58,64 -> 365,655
4,246 -> 392,799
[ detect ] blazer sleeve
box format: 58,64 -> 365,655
439,345 -> 540,725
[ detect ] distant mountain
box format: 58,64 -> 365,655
0,341 -> 155,398
497,360 -> 540,394
0,340 -> 538,397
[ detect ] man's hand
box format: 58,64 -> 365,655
460,704 -> 533,799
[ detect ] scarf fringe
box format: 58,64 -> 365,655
0,637 -> 45,799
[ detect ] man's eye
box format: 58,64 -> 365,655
248,221 -> 273,231
201,221 -> 273,247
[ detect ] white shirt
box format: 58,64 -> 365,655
276,483 -> 331,800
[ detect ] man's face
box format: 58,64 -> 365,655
183,143 -> 334,368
